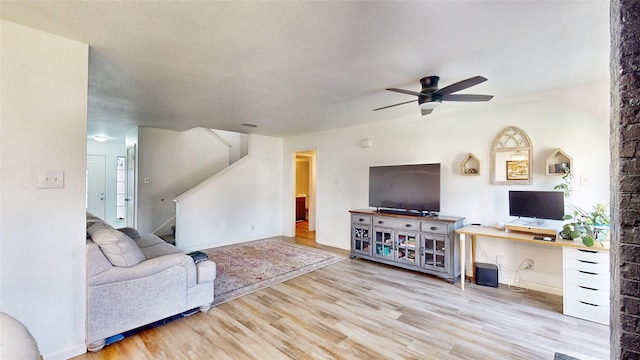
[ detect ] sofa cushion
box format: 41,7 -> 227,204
87,223 -> 145,267
135,234 -> 182,260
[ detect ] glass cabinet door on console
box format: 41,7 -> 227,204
422,234 -> 449,273
352,225 -> 372,256
373,227 -> 394,260
396,231 -> 419,265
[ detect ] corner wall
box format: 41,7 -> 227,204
175,134 -> 283,251
137,127 -> 230,234
610,1 -> 640,357
1,20 -> 88,359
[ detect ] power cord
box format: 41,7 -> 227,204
476,244 -> 534,293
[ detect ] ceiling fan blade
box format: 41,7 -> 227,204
372,99 -> 417,111
434,76 -> 488,96
441,94 -> 494,102
386,88 -> 424,97
421,108 -> 433,116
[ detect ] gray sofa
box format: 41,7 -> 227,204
86,213 -> 215,351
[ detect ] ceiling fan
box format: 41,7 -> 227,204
373,75 -> 493,116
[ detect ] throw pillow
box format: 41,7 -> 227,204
87,223 -> 145,267
86,212 -> 113,237
117,227 -> 140,239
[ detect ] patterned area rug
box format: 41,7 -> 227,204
203,238 -> 346,306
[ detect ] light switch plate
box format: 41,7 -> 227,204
37,170 -> 64,189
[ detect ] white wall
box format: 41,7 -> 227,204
1,20 -> 88,359
87,139 -> 127,228
175,134 -> 284,251
137,127 -> 231,234
213,129 -> 249,164
283,80 -> 610,294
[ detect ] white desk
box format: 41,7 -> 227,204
455,225 -> 609,290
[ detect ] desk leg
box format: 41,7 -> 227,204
471,234 -> 477,281
459,233 -> 466,290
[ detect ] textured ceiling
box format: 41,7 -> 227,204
1,1 -> 610,140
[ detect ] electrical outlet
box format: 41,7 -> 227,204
580,174 -> 590,186
521,258 -> 535,270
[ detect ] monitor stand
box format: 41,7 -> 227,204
505,219 -> 558,237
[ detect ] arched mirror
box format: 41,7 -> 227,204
491,126 -> 532,185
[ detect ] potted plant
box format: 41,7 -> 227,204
553,167 -> 573,198
559,203 -> 610,247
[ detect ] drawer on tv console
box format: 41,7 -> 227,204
420,221 -> 450,235
351,214 -> 372,225
372,216 -> 419,230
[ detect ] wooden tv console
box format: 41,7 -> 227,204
349,209 -> 464,283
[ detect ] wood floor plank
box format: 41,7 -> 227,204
74,238 -> 609,360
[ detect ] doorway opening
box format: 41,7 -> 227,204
295,150 -> 316,246
87,154 -> 106,219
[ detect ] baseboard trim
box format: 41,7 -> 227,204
43,343 -> 86,360
499,279 -> 562,296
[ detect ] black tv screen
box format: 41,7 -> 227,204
369,163 -> 440,213
508,191 -> 565,220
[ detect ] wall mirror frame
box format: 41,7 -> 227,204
491,126 -> 533,185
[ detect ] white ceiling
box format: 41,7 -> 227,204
1,1 -> 610,140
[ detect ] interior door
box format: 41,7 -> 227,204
87,154 -> 106,219
126,145 -> 136,228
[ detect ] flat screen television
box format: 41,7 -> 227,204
369,163 -> 440,214
508,190 -> 565,221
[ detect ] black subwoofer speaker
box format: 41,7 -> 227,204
475,262 -> 498,287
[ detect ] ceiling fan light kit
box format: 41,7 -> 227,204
419,99 -> 441,110
374,75 -> 493,116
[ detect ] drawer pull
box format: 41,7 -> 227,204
578,301 -> 600,307
578,285 -> 598,291
378,221 -> 384,224
358,218 -> 365,222
577,249 -> 597,254
405,224 -> 413,228
578,259 -> 597,264
578,270 -> 598,275
430,226 -> 438,231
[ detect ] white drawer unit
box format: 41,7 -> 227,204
563,247 -> 610,325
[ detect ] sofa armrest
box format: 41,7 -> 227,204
87,253 -> 197,287
195,260 -> 216,284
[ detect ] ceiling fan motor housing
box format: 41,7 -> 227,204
419,76 -> 442,109
420,76 -> 440,91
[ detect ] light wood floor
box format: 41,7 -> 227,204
73,226 -> 609,360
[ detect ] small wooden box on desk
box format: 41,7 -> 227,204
505,224 -> 558,237
505,221 -> 559,238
